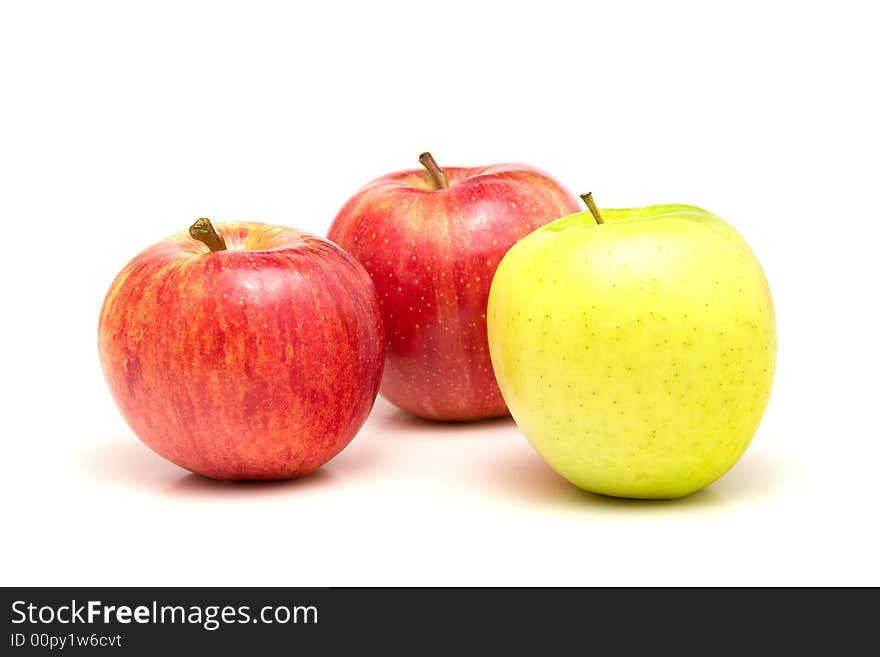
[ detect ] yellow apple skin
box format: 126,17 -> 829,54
487,204 -> 776,499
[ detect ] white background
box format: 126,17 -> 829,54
1,1 -> 878,586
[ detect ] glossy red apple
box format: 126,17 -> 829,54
98,219 -> 384,480
328,153 -> 579,420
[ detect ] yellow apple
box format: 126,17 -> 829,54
487,197 -> 776,498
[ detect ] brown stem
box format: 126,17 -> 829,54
419,152 -> 449,190
580,192 -> 604,225
189,218 -> 227,252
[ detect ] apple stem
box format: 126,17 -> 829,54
580,193 -> 604,225
189,218 -> 227,252
419,152 -> 450,190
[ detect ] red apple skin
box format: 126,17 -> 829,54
98,222 -> 384,480
328,163 -> 580,420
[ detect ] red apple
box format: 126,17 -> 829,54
328,153 -> 579,420
98,219 -> 384,480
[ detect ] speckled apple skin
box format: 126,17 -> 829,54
328,164 -> 580,421
98,223 -> 385,480
488,205 -> 776,498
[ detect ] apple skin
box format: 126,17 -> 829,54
487,204 -> 776,498
328,161 -> 580,420
98,222 -> 385,480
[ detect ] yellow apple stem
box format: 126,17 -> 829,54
419,152 -> 450,190
189,217 -> 227,252
580,193 -> 605,225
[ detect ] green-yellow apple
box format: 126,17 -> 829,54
487,195 -> 776,498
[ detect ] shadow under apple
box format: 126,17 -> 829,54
80,437 -> 357,498
485,446 -> 792,512
375,406 -> 516,436
165,468 -> 336,499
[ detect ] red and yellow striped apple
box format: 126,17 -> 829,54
328,153 -> 579,421
98,219 -> 384,480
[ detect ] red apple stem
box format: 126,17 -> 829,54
419,152 -> 449,190
580,193 -> 605,225
189,218 -> 227,252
